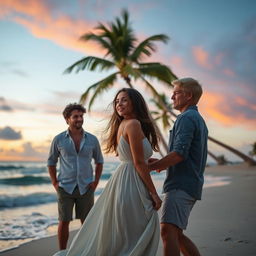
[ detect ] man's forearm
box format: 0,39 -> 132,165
94,163 -> 103,183
149,151 -> 183,171
48,166 -> 58,185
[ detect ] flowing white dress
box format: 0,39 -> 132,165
53,136 -> 159,256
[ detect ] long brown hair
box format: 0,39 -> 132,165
103,88 -> 159,154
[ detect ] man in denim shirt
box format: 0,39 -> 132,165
48,103 -> 103,250
149,78 -> 208,256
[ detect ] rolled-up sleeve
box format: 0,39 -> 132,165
92,138 -> 104,164
172,116 -> 195,159
47,136 -> 59,166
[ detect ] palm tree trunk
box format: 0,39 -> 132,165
208,136 -> 256,166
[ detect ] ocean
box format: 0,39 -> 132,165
0,161 -> 231,252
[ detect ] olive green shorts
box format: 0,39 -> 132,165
57,186 -> 94,222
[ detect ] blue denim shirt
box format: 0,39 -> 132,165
163,106 -> 208,200
47,130 -> 104,195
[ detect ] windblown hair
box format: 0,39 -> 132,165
62,103 -> 86,119
172,77 -> 203,104
104,88 -> 159,155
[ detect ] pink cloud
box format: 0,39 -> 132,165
223,68 -> 235,77
170,56 -> 183,66
192,46 -> 212,69
214,53 -> 224,65
0,0 -> 104,55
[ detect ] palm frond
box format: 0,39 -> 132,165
136,62 -> 177,85
80,72 -> 119,110
122,64 -> 140,80
130,34 -> 169,62
80,32 -> 117,58
64,56 -> 115,74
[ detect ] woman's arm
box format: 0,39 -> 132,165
124,119 -> 162,210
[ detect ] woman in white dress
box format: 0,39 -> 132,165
53,88 -> 162,256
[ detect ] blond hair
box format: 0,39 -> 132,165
172,77 -> 203,104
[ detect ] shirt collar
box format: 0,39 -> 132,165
186,105 -> 198,111
65,129 -> 87,137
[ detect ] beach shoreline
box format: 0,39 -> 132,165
1,163 -> 256,255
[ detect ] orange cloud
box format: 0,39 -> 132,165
192,46 -> 212,69
0,140 -> 49,161
200,91 -> 256,130
0,0 -> 103,55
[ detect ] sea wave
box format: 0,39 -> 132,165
0,172 -> 112,186
0,212 -> 58,240
0,176 -> 51,186
0,193 -> 57,208
0,165 -> 25,170
0,188 -> 104,209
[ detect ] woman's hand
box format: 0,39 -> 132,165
151,193 -> 162,210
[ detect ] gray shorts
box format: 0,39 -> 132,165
57,186 -> 94,222
161,189 -> 196,230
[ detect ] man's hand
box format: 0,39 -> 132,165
148,158 -> 162,173
89,181 -> 99,191
52,181 -> 59,191
148,157 -> 159,163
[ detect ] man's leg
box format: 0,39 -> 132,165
161,223 -> 181,256
76,186 -> 94,225
57,187 -> 74,250
180,233 -> 201,256
58,220 -> 70,250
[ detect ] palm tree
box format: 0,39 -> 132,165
249,142 -> 256,157
207,152 -> 228,165
64,9 -> 176,152
150,93 -> 173,131
150,93 -> 173,156
64,9 -> 177,111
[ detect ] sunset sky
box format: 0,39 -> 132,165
0,0 -> 255,162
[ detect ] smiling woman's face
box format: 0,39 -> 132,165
115,91 -> 134,118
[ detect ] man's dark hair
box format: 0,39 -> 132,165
62,103 -> 86,119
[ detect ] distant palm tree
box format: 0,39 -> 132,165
150,93 -> 173,131
249,142 -> 256,157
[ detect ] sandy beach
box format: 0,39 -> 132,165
1,163 -> 255,256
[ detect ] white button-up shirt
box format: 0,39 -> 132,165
47,130 -> 104,195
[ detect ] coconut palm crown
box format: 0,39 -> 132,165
64,9 -> 177,110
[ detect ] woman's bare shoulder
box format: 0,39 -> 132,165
126,118 -> 140,125
124,119 -> 144,137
